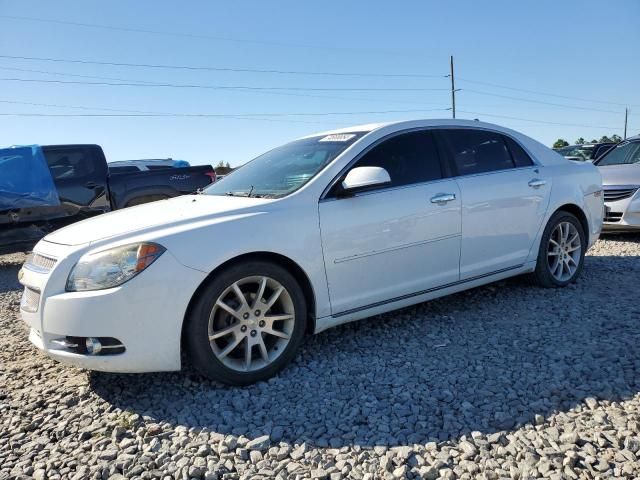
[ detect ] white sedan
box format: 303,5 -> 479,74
19,119 -> 603,385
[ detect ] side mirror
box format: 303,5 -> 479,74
341,166 -> 391,192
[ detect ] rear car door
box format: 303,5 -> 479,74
318,129 -> 461,315
42,145 -> 110,218
435,129 -> 550,279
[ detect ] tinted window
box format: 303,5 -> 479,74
439,129 -> 515,175
44,149 -> 96,180
504,136 -> 534,167
351,130 -> 442,188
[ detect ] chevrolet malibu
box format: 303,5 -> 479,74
594,135 -> 640,230
19,119 -> 603,385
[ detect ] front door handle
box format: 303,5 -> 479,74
430,193 -> 456,204
528,179 -> 546,188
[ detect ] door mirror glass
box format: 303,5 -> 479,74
342,166 -> 391,191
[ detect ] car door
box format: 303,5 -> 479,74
42,145 -> 110,218
435,129 -> 551,280
318,129 -> 461,315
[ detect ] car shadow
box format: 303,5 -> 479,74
90,250 -> 640,448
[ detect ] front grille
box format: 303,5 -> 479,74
21,287 -> 41,313
604,212 -> 623,223
603,186 -> 638,203
24,253 -> 57,273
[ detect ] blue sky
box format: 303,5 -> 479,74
0,0 -> 638,166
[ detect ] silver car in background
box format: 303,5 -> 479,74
595,136 -> 640,230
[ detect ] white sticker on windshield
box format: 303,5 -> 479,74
319,133 -> 356,142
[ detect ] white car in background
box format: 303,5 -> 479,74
19,119 -> 603,385
594,136 -> 640,230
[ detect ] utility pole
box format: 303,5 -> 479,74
450,55 -> 456,119
624,108 -> 628,139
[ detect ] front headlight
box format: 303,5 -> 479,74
66,242 -> 165,292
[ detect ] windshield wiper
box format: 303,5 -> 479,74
226,185 -> 255,197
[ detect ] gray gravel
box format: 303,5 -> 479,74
1,235 -> 640,479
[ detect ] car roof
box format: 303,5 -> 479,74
298,118 -> 521,139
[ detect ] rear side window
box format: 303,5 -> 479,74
351,130 -> 442,188
438,129 -> 515,175
504,136 -> 534,167
44,148 -> 96,180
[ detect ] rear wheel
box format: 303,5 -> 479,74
530,211 -> 586,287
185,261 -> 306,385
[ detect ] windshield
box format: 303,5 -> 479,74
204,133 -> 363,198
556,145 -> 595,160
596,141 -> 640,166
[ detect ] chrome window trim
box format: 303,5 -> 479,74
319,125 -> 540,202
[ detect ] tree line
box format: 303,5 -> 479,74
553,135 -> 623,149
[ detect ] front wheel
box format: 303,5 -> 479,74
185,261 -> 307,385
530,211 -> 586,288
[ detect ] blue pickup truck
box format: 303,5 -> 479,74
1,144 -> 215,254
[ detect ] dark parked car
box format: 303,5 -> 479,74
0,144 -> 215,253
554,143 -> 615,162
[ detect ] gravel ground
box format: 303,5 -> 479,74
1,235 -> 640,480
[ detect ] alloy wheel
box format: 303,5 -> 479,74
547,221 -> 582,282
207,276 -> 295,372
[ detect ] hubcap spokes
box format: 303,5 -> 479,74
547,221 -> 581,282
208,276 -> 295,372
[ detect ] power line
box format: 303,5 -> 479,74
0,15 -> 417,56
0,54 -> 445,79
0,99 -> 449,117
461,89 -> 624,114
458,76 -> 638,108
0,76 -> 448,92
0,66 -> 457,108
457,110 -> 619,130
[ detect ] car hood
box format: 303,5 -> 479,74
45,194 -> 270,246
598,164 -> 640,186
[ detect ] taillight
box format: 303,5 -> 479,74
204,171 -> 216,183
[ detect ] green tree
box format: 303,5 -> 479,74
553,139 -> 569,148
611,134 -> 622,143
575,137 -> 586,144
225,162 -> 231,168
599,135 -> 613,143
216,160 -> 225,168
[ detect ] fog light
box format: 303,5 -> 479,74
85,337 -> 102,355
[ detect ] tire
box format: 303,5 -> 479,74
185,261 -> 307,385
530,211 -> 586,288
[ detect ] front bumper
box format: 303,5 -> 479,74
19,240 -> 207,373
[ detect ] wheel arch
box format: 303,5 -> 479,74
181,251 -> 317,350
552,203 -> 590,243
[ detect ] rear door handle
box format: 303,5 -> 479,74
430,193 -> 456,204
528,179 -> 546,188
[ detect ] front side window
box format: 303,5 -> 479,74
348,130 -> 442,189
596,141 -> 640,166
438,129 -> 515,175
204,133 -> 363,198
